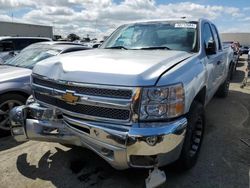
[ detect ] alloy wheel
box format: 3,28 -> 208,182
0,100 -> 23,130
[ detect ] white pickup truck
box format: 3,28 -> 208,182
10,18 -> 231,171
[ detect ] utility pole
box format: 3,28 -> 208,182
10,7 -> 13,23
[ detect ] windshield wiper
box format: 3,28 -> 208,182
138,46 -> 171,50
105,46 -> 128,50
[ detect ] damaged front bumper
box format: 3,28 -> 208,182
10,103 -> 187,170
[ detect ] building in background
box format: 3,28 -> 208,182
0,21 -> 53,39
220,33 -> 250,46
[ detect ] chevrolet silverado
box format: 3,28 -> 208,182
10,18 -> 231,171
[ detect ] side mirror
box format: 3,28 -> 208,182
206,40 -> 216,55
92,44 -> 100,48
9,51 -> 15,56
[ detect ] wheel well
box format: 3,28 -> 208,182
0,91 -> 30,99
193,87 -> 206,105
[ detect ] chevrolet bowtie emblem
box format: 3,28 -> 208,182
61,92 -> 79,104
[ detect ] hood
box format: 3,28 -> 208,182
33,49 -> 193,86
0,65 -> 32,82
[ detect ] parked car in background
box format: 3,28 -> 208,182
240,46 -> 249,55
0,37 -> 52,62
223,41 -> 240,55
10,19 -> 231,175
0,42 -> 90,132
73,40 -> 103,48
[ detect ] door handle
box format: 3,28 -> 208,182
217,61 -> 222,65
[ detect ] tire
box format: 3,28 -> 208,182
177,101 -> 205,170
216,73 -> 230,98
0,93 -> 27,133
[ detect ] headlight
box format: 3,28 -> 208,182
140,83 -> 185,121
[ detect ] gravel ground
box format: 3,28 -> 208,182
0,56 -> 249,188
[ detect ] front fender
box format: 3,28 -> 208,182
0,76 -> 31,95
156,55 -> 207,114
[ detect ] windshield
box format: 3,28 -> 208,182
3,46 -> 61,69
101,21 -> 198,52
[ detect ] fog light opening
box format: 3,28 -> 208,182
100,148 -> 113,157
146,136 -> 158,146
12,127 -> 24,135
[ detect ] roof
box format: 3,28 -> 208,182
25,41 -> 90,51
124,18 -> 201,25
0,36 -> 51,40
36,41 -> 85,46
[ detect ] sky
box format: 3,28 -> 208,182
0,0 -> 249,39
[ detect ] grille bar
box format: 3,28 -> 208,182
32,76 -> 132,99
34,92 -> 130,121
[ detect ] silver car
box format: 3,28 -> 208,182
0,37 -> 52,62
0,42 -> 89,133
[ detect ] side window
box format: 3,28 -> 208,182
211,24 -> 222,50
0,40 -> 14,52
11,39 -> 50,51
203,23 -> 214,50
13,39 -> 31,51
32,39 -> 49,43
12,39 -> 19,50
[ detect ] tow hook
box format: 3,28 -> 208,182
145,165 -> 166,188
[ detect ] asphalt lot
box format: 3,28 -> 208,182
0,56 -> 250,188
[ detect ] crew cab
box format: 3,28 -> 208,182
10,19 -> 230,170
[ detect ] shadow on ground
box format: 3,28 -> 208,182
0,136 -> 25,151
230,70 -> 245,83
16,147 -> 147,188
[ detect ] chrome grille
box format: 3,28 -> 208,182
34,92 -> 130,121
32,76 -> 132,99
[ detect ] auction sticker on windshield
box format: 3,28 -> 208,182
175,23 -> 197,28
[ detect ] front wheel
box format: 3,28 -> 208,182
0,94 -> 27,133
176,101 -> 205,170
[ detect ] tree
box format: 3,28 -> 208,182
67,33 -> 80,41
53,35 -> 62,41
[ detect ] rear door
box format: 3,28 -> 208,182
210,24 -> 227,85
